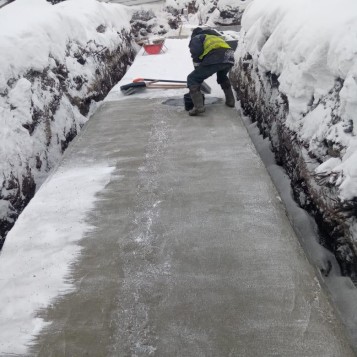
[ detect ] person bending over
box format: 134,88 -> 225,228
187,27 -> 236,116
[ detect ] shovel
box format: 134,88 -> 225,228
121,79 -> 211,95
120,81 -> 187,95
133,78 -> 211,94
133,78 -> 187,84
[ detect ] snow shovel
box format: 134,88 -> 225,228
120,81 -> 187,95
129,78 -> 211,95
133,77 -> 211,94
133,78 -> 187,84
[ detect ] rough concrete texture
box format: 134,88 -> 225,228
31,99 -> 354,356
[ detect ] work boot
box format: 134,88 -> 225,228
221,80 -> 235,108
189,85 -> 205,116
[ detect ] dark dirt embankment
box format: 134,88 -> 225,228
0,29 -> 136,249
230,55 -> 357,283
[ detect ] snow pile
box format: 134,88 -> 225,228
237,0 -> 357,201
0,0 -> 130,89
0,0 -> 134,244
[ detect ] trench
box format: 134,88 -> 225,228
2,16 -> 357,354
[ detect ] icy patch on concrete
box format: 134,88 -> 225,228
0,164 -> 114,355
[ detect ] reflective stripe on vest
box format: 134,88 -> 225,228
198,34 -> 231,60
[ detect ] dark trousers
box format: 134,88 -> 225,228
187,63 -> 233,88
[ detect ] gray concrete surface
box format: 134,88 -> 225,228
31,98 -> 354,356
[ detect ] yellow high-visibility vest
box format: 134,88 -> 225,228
198,34 -> 231,60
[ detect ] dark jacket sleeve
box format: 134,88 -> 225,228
202,29 -> 222,36
189,35 -> 205,62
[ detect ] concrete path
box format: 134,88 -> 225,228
31,98 -> 353,356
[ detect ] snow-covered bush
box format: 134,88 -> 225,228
0,0 -> 136,246
130,0 -> 251,43
231,0 -> 357,279
130,8 -> 179,41
164,0 -> 252,26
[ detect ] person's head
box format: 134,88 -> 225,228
191,27 -> 203,38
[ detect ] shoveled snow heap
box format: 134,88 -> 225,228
237,0 -> 357,201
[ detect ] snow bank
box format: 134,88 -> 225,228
0,0 -> 135,244
237,0 -> 357,201
0,0 -> 131,89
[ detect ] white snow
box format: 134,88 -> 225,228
237,0 -> 357,201
0,0 -> 131,90
315,158 -> 342,175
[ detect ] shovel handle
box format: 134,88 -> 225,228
133,78 -> 187,84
